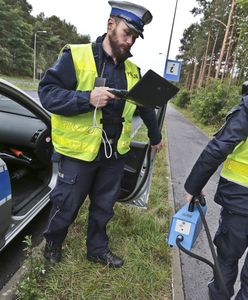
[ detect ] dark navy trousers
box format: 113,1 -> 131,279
208,209 -> 248,300
44,154 -> 126,255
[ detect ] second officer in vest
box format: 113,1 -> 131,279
39,0 -> 162,267
184,85 -> 248,299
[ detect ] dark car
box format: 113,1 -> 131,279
0,78 -> 166,252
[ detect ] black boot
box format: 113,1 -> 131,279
44,241 -> 62,264
87,250 -> 124,268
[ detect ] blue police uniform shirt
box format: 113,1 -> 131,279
184,95 -> 248,215
38,35 -> 161,147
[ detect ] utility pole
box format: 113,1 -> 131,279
163,0 -> 179,78
33,30 -> 47,81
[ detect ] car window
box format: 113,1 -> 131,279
0,94 -> 36,117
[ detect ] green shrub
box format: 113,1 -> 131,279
190,79 -> 240,126
173,88 -> 191,108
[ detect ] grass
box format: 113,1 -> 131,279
0,74 -> 38,90
16,125 -> 172,300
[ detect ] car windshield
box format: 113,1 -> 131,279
0,94 -> 36,117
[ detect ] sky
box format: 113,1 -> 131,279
27,0 -> 200,76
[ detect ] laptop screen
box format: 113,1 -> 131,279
128,69 -> 180,108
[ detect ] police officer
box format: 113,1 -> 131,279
39,0 -> 162,268
184,85 -> 248,299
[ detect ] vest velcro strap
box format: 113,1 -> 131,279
223,158 -> 248,177
100,117 -> 125,125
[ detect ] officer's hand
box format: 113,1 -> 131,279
151,141 -> 163,152
185,191 -> 193,203
90,87 -> 119,108
185,191 -> 205,203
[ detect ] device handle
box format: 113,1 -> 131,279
188,194 -> 206,212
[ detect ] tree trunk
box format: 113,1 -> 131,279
228,33 -> 240,87
215,0 -> 236,79
190,59 -> 198,92
197,56 -> 204,88
207,30 -> 219,84
185,67 -> 191,89
198,31 -> 211,87
221,16 -> 235,80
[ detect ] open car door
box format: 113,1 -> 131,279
118,105 -> 166,208
0,79 -> 56,251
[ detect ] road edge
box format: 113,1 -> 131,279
0,240 -> 46,299
165,122 -> 184,300
0,264 -> 26,299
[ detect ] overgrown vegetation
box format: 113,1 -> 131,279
190,79 -> 240,126
0,0 -> 90,77
16,237 -> 46,300
16,126 -> 172,300
173,88 -> 191,108
173,79 -> 241,128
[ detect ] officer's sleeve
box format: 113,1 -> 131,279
38,49 -> 93,115
184,100 -> 248,196
138,107 -> 162,145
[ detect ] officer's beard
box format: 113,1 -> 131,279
108,29 -> 130,61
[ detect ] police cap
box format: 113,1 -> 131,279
108,0 -> 152,38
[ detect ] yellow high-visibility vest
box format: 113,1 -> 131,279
51,43 -> 139,161
221,138 -> 248,187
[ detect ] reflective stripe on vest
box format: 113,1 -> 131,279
51,43 -> 139,161
221,138 -> 248,187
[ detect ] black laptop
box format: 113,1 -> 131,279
109,69 -> 180,108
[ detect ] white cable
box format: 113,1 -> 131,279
89,96 -> 113,159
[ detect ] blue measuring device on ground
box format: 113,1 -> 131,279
167,195 -> 229,298
168,198 -> 207,250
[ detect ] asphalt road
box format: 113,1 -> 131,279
26,90 -> 39,101
165,104 -> 244,300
